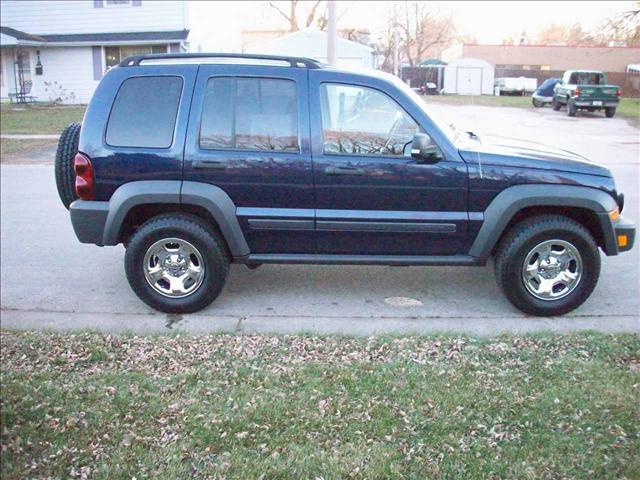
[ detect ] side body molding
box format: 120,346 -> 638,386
180,181 -> 250,257
102,180 -> 250,257
469,184 -> 619,259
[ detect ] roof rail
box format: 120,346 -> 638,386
119,53 -> 322,69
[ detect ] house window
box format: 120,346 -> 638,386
105,45 -> 167,69
106,0 -> 131,6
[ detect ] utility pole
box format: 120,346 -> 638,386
392,3 -> 399,76
327,0 -> 337,65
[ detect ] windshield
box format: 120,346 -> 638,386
391,76 -> 459,143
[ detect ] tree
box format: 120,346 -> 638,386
399,2 -> 456,67
268,1 -> 324,32
536,23 -> 597,46
376,2 -> 456,71
598,2 -> 640,46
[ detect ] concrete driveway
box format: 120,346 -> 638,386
1,104 -> 639,335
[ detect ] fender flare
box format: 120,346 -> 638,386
102,180 -> 250,257
469,184 -> 618,259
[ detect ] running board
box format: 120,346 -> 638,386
241,254 -> 484,266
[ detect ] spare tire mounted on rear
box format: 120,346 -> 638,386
54,122 -> 81,210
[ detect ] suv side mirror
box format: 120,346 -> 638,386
411,133 -> 441,163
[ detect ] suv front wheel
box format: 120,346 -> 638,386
124,214 -> 230,313
494,215 -> 600,316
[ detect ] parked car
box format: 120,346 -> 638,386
55,53 -> 635,316
553,70 -> 621,117
495,77 -> 537,96
418,82 -> 439,95
532,78 -> 561,107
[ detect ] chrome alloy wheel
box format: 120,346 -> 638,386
521,239 -> 582,301
143,238 -> 205,298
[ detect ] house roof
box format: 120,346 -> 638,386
0,27 -> 189,46
0,26 -> 46,43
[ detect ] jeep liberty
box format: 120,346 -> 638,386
55,53 -> 635,316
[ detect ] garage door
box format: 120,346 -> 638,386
457,67 -> 482,95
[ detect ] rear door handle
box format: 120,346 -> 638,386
193,160 -> 228,170
325,166 -> 365,176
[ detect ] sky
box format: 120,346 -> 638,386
187,0 -> 636,52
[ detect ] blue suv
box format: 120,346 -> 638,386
55,53 -> 635,316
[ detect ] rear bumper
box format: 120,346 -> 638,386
574,100 -> 619,108
532,94 -> 552,102
69,200 -> 109,246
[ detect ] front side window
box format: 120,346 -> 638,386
200,77 -> 299,152
320,83 -> 420,156
106,76 -> 182,148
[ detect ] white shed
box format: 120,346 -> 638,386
443,58 -> 494,95
248,29 -> 374,69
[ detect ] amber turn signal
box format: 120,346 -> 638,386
617,235 -> 628,248
608,208 -> 620,221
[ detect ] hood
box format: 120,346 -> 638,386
458,134 -> 611,177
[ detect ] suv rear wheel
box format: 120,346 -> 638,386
605,107 -> 616,118
494,215 -> 600,316
552,96 -> 561,111
124,214 -> 230,313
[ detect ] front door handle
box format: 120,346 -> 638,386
325,166 -> 365,176
193,160 -> 228,170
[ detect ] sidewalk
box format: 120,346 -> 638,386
1,134 -> 59,139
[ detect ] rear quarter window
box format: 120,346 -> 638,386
106,76 -> 182,148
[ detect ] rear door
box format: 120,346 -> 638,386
184,65 -> 314,254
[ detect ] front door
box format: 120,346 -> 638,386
309,71 -> 468,256
184,65 -> 314,254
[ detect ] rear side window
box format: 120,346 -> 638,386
106,76 -> 182,148
200,77 -> 299,152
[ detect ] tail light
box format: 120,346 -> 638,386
616,88 -> 622,97
74,152 -> 94,200
573,88 -> 580,97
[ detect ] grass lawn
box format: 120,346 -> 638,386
0,104 -> 86,135
1,331 -> 638,479
424,95 -> 640,121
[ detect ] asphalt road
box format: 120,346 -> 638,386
1,104 -> 639,335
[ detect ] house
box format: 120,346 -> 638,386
443,58 -> 495,96
0,0 -> 189,104
247,29 -> 375,69
443,43 -> 640,73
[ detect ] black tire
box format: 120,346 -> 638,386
494,215 -> 600,317
124,214 -> 230,313
567,100 -> 577,117
605,107 -> 616,118
532,98 -> 544,108
552,96 -> 561,111
54,122 -> 81,209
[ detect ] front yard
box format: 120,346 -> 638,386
0,104 -> 86,135
1,331 -> 638,479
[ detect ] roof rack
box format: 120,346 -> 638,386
119,53 -> 322,69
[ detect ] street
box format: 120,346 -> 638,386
1,104 -> 639,334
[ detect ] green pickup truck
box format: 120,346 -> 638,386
552,70 -> 621,118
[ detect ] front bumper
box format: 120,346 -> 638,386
613,215 -> 636,253
70,200 -> 109,246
